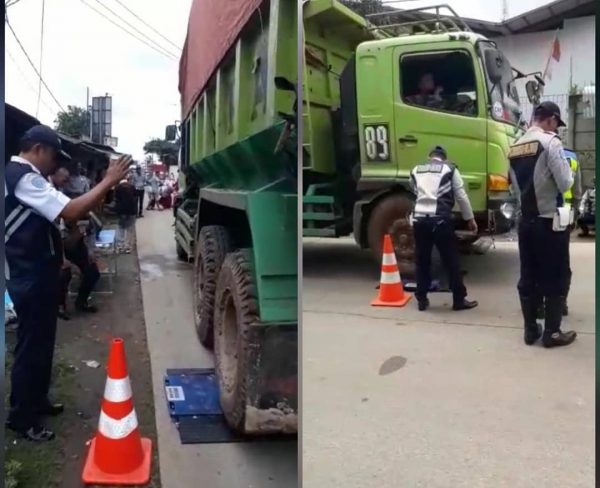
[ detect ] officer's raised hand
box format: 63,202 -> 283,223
60,155 -> 132,222
105,155 -> 132,186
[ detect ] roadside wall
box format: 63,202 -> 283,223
567,94 -> 596,188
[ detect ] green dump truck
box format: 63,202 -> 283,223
173,0 -> 297,435
303,1 -> 541,275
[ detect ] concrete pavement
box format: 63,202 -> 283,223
136,210 -> 297,488
303,237 -> 595,488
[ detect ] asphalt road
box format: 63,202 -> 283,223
303,236 -> 595,488
137,210 -> 297,488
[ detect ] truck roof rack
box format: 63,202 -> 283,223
363,3 -> 472,36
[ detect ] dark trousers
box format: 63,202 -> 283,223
8,277 -> 59,430
518,217 -> 569,300
64,238 -> 100,305
565,232 -> 572,299
147,194 -> 156,210
135,189 -> 145,216
58,267 -> 72,308
414,218 -> 467,303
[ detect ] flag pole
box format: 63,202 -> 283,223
542,28 -> 560,81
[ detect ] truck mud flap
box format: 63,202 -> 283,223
243,322 -> 298,435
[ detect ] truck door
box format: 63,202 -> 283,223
392,45 -> 487,212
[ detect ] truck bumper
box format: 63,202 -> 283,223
243,321 -> 298,435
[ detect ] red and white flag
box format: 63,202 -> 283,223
543,29 -> 561,81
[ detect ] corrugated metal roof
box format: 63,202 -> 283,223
463,0 -> 596,36
6,104 -> 119,162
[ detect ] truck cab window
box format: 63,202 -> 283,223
401,51 -> 477,116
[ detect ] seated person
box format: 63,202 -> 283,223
578,178 -> 595,237
63,219 -> 100,313
405,73 -> 445,109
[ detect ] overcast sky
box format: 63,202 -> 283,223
6,0 -> 192,160
6,0 -> 555,160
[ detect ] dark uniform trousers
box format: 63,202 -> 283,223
8,273 -> 60,430
58,267 -> 72,308
414,217 -> 467,303
135,189 -> 145,216
64,237 -> 100,306
518,217 -> 570,325
564,231 -> 572,298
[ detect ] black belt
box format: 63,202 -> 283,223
414,214 -> 449,221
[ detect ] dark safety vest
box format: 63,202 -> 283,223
5,161 -> 63,287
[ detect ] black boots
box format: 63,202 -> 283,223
542,296 -> 577,348
520,297 -> 542,345
452,299 -> 478,311
535,296 -> 569,318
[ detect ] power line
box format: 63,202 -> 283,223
79,0 -> 177,61
111,0 -> 181,51
36,0 -> 46,118
5,14 -> 66,111
7,48 -> 57,115
92,0 -> 179,58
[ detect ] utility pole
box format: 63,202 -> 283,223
502,0 -> 509,21
86,87 -> 92,139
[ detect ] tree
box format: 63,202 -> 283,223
143,138 -> 180,167
54,105 -> 90,137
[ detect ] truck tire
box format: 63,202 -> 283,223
367,193 -> 417,278
176,242 -> 189,262
193,226 -> 233,348
213,250 -> 258,433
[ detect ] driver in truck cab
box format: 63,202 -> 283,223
406,73 -> 444,109
409,145 -> 479,313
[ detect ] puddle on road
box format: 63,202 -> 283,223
379,355 -> 407,375
139,254 -> 187,281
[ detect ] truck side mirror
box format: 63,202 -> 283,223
165,124 -> 177,141
525,80 -> 541,105
484,49 -> 504,84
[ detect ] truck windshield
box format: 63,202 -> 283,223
479,42 -> 522,126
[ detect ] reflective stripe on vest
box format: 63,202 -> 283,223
563,147 -> 578,202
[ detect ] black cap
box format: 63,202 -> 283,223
20,125 -> 71,160
533,101 -> 566,127
429,145 -> 447,160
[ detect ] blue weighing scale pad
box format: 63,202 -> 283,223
164,368 -> 222,419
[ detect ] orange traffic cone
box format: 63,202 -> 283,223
82,338 -> 152,485
371,234 -> 411,307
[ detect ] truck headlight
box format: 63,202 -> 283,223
500,203 -> 515,220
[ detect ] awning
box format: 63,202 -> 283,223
6,104 -> 120,165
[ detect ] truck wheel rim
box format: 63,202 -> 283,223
389,218 -> 415,260
220,292 -> 238,393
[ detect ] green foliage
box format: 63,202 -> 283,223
143,138 -> 180,166
6,459 -> 23,488
54,105 -> 90,137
